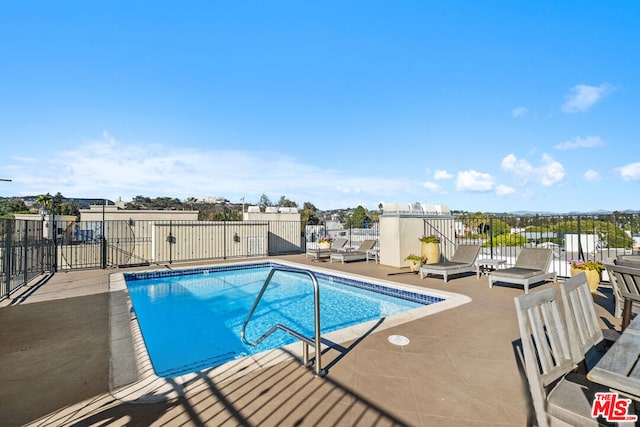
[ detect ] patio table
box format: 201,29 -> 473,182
475,258 -> 506,279
305,248 -> 332,261
588,314 -> 640,401
366,249 -> 379,264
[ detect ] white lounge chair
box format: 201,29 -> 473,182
330,240 -> 377,264
488,248 -> 556,293
418,244 -> 481,282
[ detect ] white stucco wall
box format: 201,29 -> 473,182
380,216 -> 427,267
379,214 -> 456,268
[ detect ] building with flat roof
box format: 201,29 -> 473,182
79,204 -> 198,222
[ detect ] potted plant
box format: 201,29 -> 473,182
405,254 -> 428,272
419,235 -> 440,244
419,235 -> 441,264
318,235 -> 333,249
569,259 -> 605,292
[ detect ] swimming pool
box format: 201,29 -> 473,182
123,261 -> 444,377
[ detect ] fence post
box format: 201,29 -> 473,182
3,220 -> 13,299
169,220 -> 173,264
489,217 -> 494,259
100,201 -> 106,269
40,216 -> 46,274
51,216 -> 57,273
23,221 -> 28,285
577,215 -> 584,261
101,220 -> 107,269
101,235 -> 107,269
267,220 -> 271,256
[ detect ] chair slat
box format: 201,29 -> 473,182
516,286 -> 609,427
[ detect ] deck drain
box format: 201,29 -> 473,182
388,335 -> 410,346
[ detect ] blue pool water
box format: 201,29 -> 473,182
124,262 -> 444,377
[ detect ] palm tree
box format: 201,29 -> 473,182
35,193 -> 53,212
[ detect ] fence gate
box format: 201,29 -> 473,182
54,219 -> 275,269
56,219 -> 150,270
1,219 -> 53,301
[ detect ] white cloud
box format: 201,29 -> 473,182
495,184 -> 516,196
511,107 -> 528,118
7,133 -> 414,209
554,136 -> 604,150
456,170 -> 495,192
433,170 -> 453,180
616,162 -> 640,181
561,83 -> 614,113
583,169 -> 601,182
539,154 -> 565,186
501,153 -> 565,187
501,154 -> 534,178
421,181 -> 444,193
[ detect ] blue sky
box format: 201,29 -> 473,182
1,1 -> 639,213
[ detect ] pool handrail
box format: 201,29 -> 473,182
240,266 -> 326,377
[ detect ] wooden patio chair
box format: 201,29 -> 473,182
514,288 -> 610,426
604,263 -> 640,330
560,272 -> 618,371
608,257 -> 640,318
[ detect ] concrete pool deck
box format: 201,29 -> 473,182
0,255 -> 622,426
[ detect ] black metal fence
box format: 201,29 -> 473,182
425,213 -> 639,277
0,218 -> 303,301
304,222 -> 380,250
53,219 -> 302,270
1,219 -> 53,300
2,213 -> 639,302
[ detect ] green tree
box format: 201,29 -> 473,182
553,219 -> 633,249
276,196 -> 298,208
149,197 -> 182,209
58,202 -> 80,217
209,209 -> 242,221
489,218 -> 511,237
258,194 -> 272,211
126,195 -> 149,210
484,233 -> 529,247
52,192 -> 64,214
301,202 -> 319,225
345,206 -> 370,228
186,197 -> 198,210
461,214 -> 511,237
35,193 -> 53,211
0,199 -> 29,217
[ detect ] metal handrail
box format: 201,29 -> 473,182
423,219 -> 455,261
423,219 -> 454,247
240,267 -> 325,377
